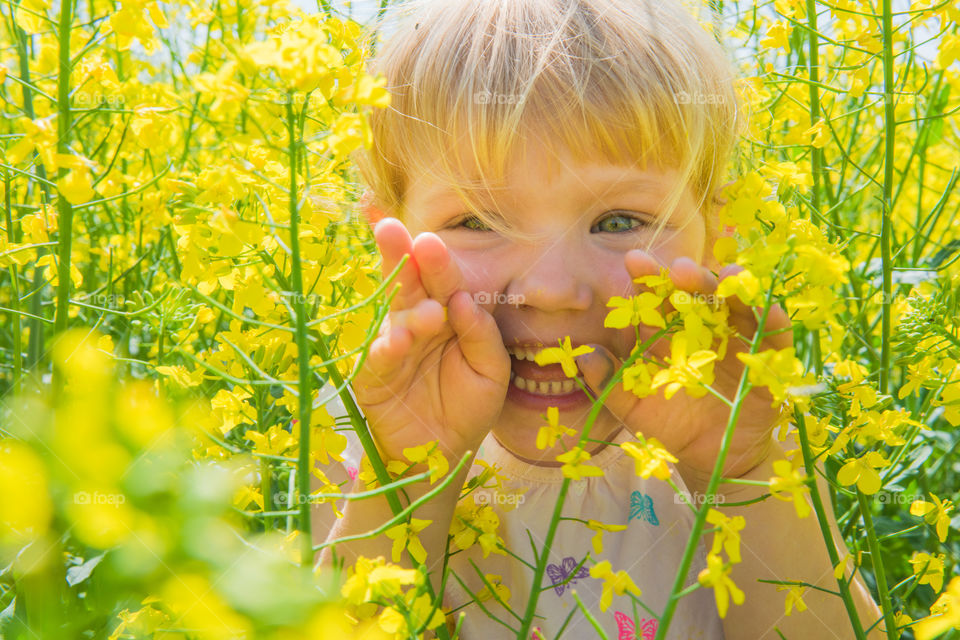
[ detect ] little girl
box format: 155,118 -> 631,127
316,0 -> 884,638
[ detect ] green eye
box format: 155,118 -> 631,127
456,215 -> 492,231
593,213 -> 650,233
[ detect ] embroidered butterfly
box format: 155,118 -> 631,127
614,611 -> 658,640
545,556 -> 589,596
628,491 -> 659,525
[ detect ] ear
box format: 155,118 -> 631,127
359,189 -> 390,227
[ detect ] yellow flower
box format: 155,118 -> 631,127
651,333 -> 718,400
536,407 -> 576,450
634,267 -> 675,297
622,360 -> 658,398
244,424 -> 296,457
620,434 -> 677,480
555,446 -> 605,481
0,442 -> 52,542
910,493 -> 954,543
449,503 -> 506,558
837,451 -> 890,495
776,583 -> 808,616
402,442 -> 449,484
769,459 -> 811,518
910,551 -> 947,593
589,560 -> 642,612
705,508 -> 745,564
914,576 -> 960,640
697,553 -> 745,618
759,20 -> 792,50
604,292 -> 665,329
585,519 -> 628,555
384,518 -> 432,564
340,556 -> 418,605
535,337 -> 594,378
476,574 -> 511,603
736,347 -> 806,406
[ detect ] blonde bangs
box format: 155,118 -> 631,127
352,0 -> 745,245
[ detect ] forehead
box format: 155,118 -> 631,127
407,144 -> 683,208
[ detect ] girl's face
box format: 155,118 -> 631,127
402,143 -> 710,464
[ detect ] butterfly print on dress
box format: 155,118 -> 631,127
545,556 -> 590,596
628,491 -> 659,525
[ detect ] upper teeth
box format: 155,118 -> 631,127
507,346 -> 543,361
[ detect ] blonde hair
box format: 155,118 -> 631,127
351,0 -> 745,248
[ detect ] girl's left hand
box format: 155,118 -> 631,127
575,250 -> 794,493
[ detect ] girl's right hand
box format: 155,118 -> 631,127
353,217 -> 511,466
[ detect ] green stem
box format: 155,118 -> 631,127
654,279 -> 778,640
878,0 -> 896,395
856,492 -> 897,639
285,95 -> 314,567
51,0 -> 76,394
516,324 -> 673,639
793,407 -> 867,639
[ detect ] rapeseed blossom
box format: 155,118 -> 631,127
555,446 -> 605,481
620,434 -> 678,480
697,553 -> 745,618
910,494 -> 955,543
589,560 -> 643,612
384,518 -> 432,564
535,337 -> 594,378
536,407 -> 576,450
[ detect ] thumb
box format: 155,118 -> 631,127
574,344 -> 617,396
574,344 -> 643,423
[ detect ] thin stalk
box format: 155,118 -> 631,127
4,169 -> 21,395
654,280 -> 778,640
794,406 -> 867,639
856,492 -> 897,639
516,323 -> 673,639
52,0 -> 76,394
285,95 -> 314,566
878,0 -> 896,395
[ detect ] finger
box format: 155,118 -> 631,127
364,299 -> 447,381
412,232 -> 466,305
714,264 -> 794,350
573,343 -> 643,425
374,218 -> 427,312
361,324 -> 414,382
447,290 -> 509,382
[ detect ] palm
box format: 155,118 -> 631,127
352,217 -> 511,466
356,321 -> 510,463
627,336 -> 780,479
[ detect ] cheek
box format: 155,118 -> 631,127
449,250 -> 504,295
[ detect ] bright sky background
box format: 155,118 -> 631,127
285,0 -> 943,64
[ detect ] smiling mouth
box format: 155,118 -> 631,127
505,345 -> 583,396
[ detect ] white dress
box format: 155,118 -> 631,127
332,417 -> 726,640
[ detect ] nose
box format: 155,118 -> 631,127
506,238 -> 593,312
